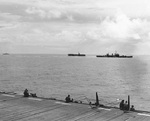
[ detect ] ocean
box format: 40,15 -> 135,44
0,54 -> 150,111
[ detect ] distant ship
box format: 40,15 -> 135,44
2,53 -> 9,55
68,53 -> 86,56
96,52 -> 133,58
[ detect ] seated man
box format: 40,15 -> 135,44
23,89 -> 29,97
130,105 -> 135,111
119,100 -> 124,110
65,95 -> 73,103
124,101 -> 128,110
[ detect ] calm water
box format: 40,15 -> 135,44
0,54 -> 150,111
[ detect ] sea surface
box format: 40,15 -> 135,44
0,54 -> 150,111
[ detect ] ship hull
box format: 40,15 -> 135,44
68,54 -> 86,56
96,55 -> 133,58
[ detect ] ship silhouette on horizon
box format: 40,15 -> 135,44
96,52 -> 133,58
68,52 -> 86,56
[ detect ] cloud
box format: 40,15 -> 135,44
86,10 -> 149,41
0,41 -> 13,53
26,7 -> 63,19
0,12 -> 21,23
0,0 -> 150,54
67,10 -> 150,54
55,30 -> 82,42
1,9 -> 149,54
24,1 -> 116,23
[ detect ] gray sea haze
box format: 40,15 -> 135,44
0,54 -> 150,111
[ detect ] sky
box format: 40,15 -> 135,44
0,0 -> 150,54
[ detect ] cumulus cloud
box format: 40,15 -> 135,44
0,0 -> 150,54
65,10 -> 150,54
23,0 -> 116,23
1,9 -> 150,54
97,10 -> 148,40
26,7 -> 62,19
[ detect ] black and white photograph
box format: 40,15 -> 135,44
0,0 -> 150,120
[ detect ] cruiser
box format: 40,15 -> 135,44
96,52 -> 133,58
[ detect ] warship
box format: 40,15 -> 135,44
68,52 -> 86,56
96,52 -> 133,58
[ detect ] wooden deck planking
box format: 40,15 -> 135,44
4,106 -> 67,121
19,102 -> 94,121
0,93 -> 150,121
1,102 -> 68,121
109,112 -> 136,121
127,115 -> 149,121
85,109 -> 123,121
142,117 -> 150,121
69,110 -> 110,121
0,95 -> 61,121
0,94 -> 20,102
52,110 -> 100,121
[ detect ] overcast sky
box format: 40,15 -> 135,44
0,0 -> 150,54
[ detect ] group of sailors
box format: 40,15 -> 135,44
23,89 -> 37,97
23,89 -> 135,111
24,89 -> 74,103
23,89 -> 80,104
65,95 -> 135,111
119,100 -> 135,111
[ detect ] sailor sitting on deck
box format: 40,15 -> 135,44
119,100 -> 124,110
65,95 -> 73,103
124,101 -> 128,110
130,105 -> 135,111
23,89 -> 29,97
